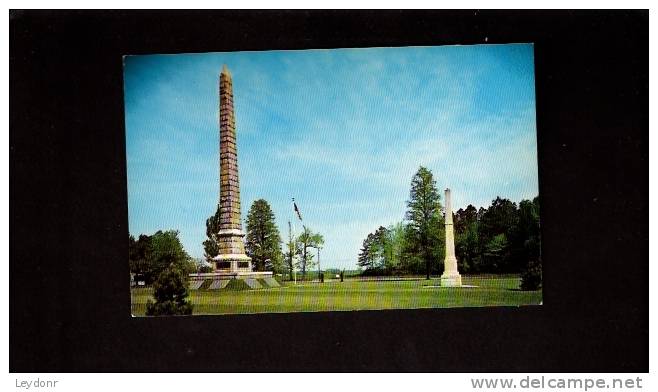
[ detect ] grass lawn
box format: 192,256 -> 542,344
130,275 -> 541,316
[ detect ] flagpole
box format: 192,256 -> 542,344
317,247 -> 321,283
292,197 -> 307,284
291,198 -> 297,285
288,220 -> 294,284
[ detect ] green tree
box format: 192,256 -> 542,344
202,205 -> 221,267
478,197 -> 519,272
296,226 -> 324,280
400,223 -> 422,274
357,232 -> 377,271
519,196 -> 541,290
479,197 -> 518,241
358,226 -> 395,275
129,234 -> 154,282
454,205 -> 478,233
372,226 -> 392,271
386,222 -> 407,273
283,221 -> 298,281
145,265 -> 193,316
517,198 -> 541,261
454,205 -> 480,273
149,230 -> 193,276
129,231 -> 193,284
520,259 -> 542,290
482,233 -> 508,271
245,199 -> 284,272
405,166 -> 444,279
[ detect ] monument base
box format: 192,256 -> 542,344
440,274 -> 462,287
212,253 -> 253,272
189,271 -> 277,290
190,271 -> 273,280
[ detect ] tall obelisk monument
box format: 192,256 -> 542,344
441,188 -> 462,286
213,65 -> 252,273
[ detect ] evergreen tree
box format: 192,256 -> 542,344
145,264 -> 193,316
405,166 -> 444,279
520,259 -> 542,290
357,232 -> 376,270
245,199 -> 284,272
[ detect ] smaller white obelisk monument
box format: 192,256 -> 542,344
441,188 -> 462,287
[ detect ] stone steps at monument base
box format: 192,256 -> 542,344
189,277 -> 282,290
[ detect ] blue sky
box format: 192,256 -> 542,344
124,44 -> 538,269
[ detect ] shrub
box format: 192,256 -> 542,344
145,265 -> 193,316
520,259 -> 542,291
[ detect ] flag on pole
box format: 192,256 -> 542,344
293,198 -> 303,221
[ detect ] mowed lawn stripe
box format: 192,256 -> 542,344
130,276 -> 541,315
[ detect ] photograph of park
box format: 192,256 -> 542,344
124,44 -> 541,316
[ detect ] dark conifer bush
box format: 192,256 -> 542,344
146,265 -> 193,316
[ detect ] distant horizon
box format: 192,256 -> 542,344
124,44 -> 539,269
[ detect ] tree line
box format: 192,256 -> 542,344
357,166 -> 541,287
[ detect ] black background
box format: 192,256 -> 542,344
10,10 -> 648,372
